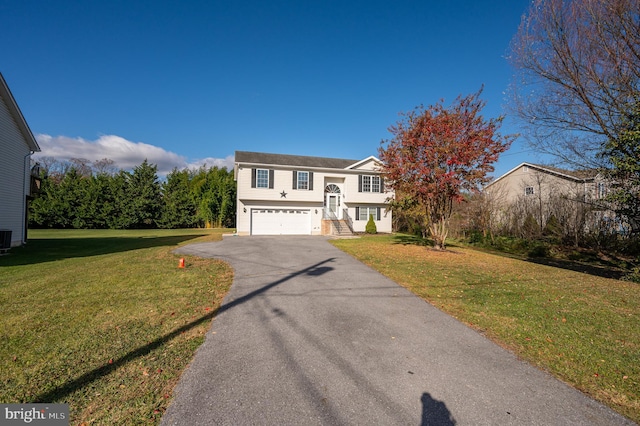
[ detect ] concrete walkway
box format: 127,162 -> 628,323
161,236 -> 634,425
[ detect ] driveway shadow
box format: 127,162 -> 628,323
33,257 -> 335,403
391,234 -> 628,280
0,234 -> 208,266
525,257 -> 627,280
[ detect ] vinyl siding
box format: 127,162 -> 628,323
486,165 -> 585,204
235,157 -> 393,235
0,94 -> 31,246
344,174 -> 388,204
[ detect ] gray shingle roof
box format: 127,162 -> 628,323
529,163 -> 598,180
235,151 -> 360,169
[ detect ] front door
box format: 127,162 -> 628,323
326,194 -> 341,219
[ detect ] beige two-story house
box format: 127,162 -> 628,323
234,151 -> 393,236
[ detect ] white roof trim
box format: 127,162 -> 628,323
0,73 -> 40,152
346,155 -> 382,170
486,162 -> 588,188
235,161 -> 382,174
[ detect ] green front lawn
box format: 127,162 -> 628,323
0,229 -> 233,425
331,234 -> 640,423
3,230 -> 637,423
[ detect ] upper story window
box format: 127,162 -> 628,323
359,175 -> 382,193
297,171 -> 309,189
362,175 -> 371,192
525,186 -> 534,196
251,168 -> 274,189
293,171 -> 313,190
256,169 -> 269,188
372,176 -> 381,193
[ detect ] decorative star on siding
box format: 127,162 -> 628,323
280,190 -> 287,198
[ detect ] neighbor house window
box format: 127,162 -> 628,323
356,206 -> 381,221
358,175 -> 383,193
597,182 -> 606,199
251,168 -> 273,189
525,186 -> 534,196
292,171 -> 313,190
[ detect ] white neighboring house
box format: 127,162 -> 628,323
234,151 -> 393,236
0,73 -> 41,248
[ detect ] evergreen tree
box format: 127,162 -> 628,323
29,159 -> 237,230
119,160 -> 162,229
160,168 -> 197,228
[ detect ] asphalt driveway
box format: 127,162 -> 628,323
161,236 -> 633,425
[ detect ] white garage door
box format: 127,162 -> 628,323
251,209 -> 312,235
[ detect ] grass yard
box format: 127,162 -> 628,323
0,229 -> 234,425
331,234 -> 640,423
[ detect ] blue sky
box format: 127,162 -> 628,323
3,0 -> 537,176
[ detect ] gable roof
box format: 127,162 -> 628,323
487,162 -> 597,188
345,155 -> 382,170
0,73 -> 40,152
235,151 -> 361,169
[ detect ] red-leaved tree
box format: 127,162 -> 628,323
379,90 -> 515,250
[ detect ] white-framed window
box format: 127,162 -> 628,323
372,176 -> 381,192
297,171 -> 309,190
359,175 -> 382,192
525,186 -> 534,196
256,169 -> 269,188
293,170 -> 313,190
597,182 -> 606,199
362,175 -> 371,192
357,206 -> 380,221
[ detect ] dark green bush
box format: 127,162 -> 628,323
468,230 -> 484,244
622,266 -> 640,283
528,243 -> 550,258
366,214 -> 377,234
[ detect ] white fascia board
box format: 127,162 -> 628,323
0,73 -> 40,152
235,161 -> 373,174
345,156 -> 383,170
486,162 -> 586,189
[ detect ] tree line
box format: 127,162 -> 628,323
29,157 -> 236,229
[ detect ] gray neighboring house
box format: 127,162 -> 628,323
0,72 -> 41,248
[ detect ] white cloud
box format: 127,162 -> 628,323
186,156 -> 236,171
32,134 -> 234,175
